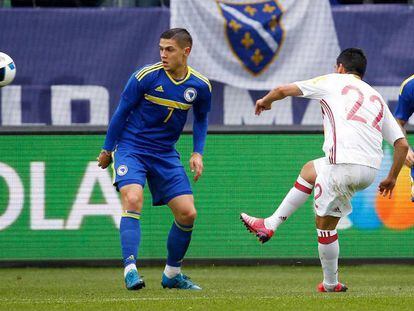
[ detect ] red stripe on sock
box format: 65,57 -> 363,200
318,234 -> 338,244
294,181 -> 312,194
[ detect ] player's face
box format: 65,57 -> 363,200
159,39 -> 190,72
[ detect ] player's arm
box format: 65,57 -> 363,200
378,105 -> 409,198
190,86 -> 211,182
255,84 -> 302,115
98,75 -> 142,169
395,118 -> 414,167
255,75 -> 331,116
394,83 -> 414,167
378,138 -> 409,198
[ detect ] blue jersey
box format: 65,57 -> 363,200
394,74 -> 414,122
103,62 -> 211,153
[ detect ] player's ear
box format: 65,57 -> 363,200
184,46 -> 191,56
337,63 -> 346,74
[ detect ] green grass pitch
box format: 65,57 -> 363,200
0,265 -> 413,311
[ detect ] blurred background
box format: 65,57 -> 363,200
1,0 -> 414,7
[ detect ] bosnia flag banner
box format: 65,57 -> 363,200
171,0 -> 340,90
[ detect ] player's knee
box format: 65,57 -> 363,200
315,215 -> 339,230
178,208 -> 197,224
187,209 -> 197,222
300,161 -> 316,185
301,161 -> 314,173
122,191 -> 143,211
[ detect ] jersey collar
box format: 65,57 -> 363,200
164,67 -> 191,85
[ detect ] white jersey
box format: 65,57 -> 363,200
295,73 -> 404,169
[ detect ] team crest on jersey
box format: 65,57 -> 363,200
117,165 -> 128,176
217,0 -> 284,75
184,87 -> 197,102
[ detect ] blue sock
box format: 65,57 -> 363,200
166,220 -> 193,267
119,211 -> 141,267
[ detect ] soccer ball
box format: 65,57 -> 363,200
0,52 -> 16,87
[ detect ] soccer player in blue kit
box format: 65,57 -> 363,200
97,28 -> 211,290
394,74 -> 414,199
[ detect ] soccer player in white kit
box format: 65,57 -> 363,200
241,48 -> 409,292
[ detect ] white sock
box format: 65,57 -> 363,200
124,263 -> 137,277
317,229 -> 339,290
164,265 -> 181,279
264,176 -> 313,231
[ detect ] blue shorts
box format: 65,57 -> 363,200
112,146 -> 192,206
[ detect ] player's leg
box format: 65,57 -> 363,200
315,215 -> 347,292
314,163 -> 376,292
113,147 -> 147,290
265,160 -> 316,229
146,152 -> 200,289
240,159 -> 317,243
312,161 -> 348,292
161,194 -> 201,289
166,194 -> 196,275
119,184 -> 145,289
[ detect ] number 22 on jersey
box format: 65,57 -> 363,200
342,85 -> 384,132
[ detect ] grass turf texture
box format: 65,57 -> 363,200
0,265 -> 413,311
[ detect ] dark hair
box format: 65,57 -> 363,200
336,48 -> 367,78
160,28 -> 193,48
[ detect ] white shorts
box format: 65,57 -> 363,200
313,157 -> 377,218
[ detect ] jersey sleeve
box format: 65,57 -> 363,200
194,84 -> 212,114
294,74 -> 332,100
394,81 -> 414,122
192,84 -> 211,155
383,103 -> 405,146
102,74 -> 144,151
121,73 -> 144,104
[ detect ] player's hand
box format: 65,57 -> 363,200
190,152 -> 203,182
378,176 -> 396,199
97,150 -> 112,169
405,149 -> 414,167
255,98 -> 272,116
